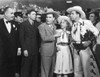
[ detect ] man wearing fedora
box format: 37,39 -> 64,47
67,6 -> 100,77
38,8 -> 59,77
19,8 -> 40,77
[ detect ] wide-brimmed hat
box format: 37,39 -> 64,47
67,6 -> 86,19
57,16 -> 72,25
44,8 -> 59,19
88,9 -> 99,15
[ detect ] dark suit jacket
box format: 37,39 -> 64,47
0,19 -> 19,77
13,21 -> 22,48
19,20 -> 40,56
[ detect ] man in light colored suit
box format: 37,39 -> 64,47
67,6 -> 100,77
38,8 -> 59,77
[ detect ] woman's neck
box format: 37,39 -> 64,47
62,28 -> 66,32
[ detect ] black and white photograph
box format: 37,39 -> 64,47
0,0 -> 100,77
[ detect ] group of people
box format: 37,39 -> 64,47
0,3 -> 100,77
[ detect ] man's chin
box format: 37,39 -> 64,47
46,22 -> 52,24
10,18 -> 14,21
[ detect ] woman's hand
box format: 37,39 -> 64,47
54,32 -> 61,37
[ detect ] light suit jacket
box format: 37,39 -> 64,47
38,23 -> 56,56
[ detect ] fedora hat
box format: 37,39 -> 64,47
44,8 -> 59,19
26,7 -> 36,15
37,10 -> 45,15
67,6 -> 86,19
57,16 -> 72,25
88,9 -> 99,15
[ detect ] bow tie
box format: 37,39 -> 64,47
6,21 -> 12,24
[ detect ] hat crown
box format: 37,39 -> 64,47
46,8 -> 54,13
37,10 -> 45,14
57,16 -> 71,24
58,16 -> 70,20
44,8 -> 59,19
73,6 -> 82,10
27,7 -> 35,11
67,6 -> 86,19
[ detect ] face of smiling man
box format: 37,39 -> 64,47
46,14 -> 55,25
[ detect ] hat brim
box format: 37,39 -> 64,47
43,11 -> 59,19
67,7 -> 86,19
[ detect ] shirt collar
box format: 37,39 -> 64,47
3,18 -> 8,23
73,18 -> 83,25
78,18 -> 83,23
28,18 -> 34,25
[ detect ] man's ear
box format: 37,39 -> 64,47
27,14 -> 30,17
53,17 -> 55,21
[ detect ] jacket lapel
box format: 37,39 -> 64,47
26,20 -> 36,32
10,23 -> 17,35
1,19 -> 11,37
52,24 -> 56,34
44,23 -> 54,34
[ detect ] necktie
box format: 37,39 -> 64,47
6,21 -> 11,24
50,25 -> 53,30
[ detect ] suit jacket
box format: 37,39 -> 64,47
19,20 -> 40,56
0,19 -> 19,77
38,23 -> 56,56
13,21 -> 22,48
0,19 -> 19,60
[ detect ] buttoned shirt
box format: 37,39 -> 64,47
48,24 -> 54,30
4,18 -> 12,33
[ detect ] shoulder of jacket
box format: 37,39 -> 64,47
21,20 -> 28,26
38,23 -> 46,28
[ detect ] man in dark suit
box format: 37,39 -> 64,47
0,7 -> 20,77
19,8 -> 40,77
14,11 -> 24,76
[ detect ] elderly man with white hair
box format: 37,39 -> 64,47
67,6 -> 100,77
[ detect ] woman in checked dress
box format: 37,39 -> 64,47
54,16 -> 73,77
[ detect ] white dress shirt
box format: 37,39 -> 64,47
4,18 -> 11,33
48,24 -> 53,30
